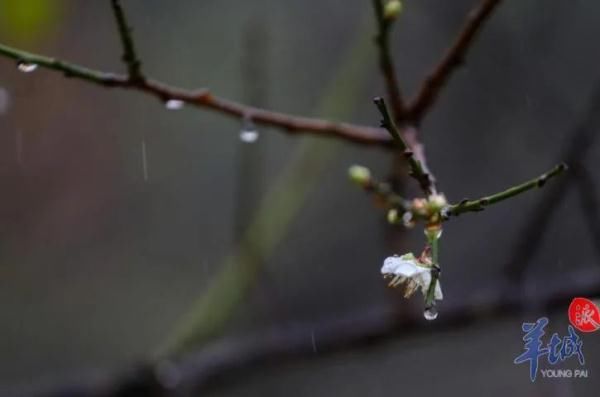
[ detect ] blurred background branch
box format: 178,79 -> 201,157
407,0 -> 503,124
23,266 -> 600,397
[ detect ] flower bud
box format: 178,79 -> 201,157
387,208 -> 399,224
402,211 -> 415,228
427,193 -> 448,211
384,0 -> 403,20
411,198 -> 429,216
348,165 -> 371,186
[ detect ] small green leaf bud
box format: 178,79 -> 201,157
384,0 -> 403,20
387,208 -> 399,224
348,165 -> 371,186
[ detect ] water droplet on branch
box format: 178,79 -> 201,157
165,99 -> 184,110
239,128 -> 259,143
240,115 -> 260,143
17,61 -> 38,73
423,306 -> 438,321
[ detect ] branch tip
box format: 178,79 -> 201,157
447,162 -> 567,217
110,0 -> 144,81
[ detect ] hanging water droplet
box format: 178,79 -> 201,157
423,306 -> 438,321
165,99 -> 184,110
17,61 -> 38,73
239,128 -> 259,143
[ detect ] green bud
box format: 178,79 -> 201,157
384,0 -> 403,20
348,165 -> 371,185
387,208 -> 398,224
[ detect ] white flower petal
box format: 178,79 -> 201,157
381,254 -> 426,277
381,254 -> 443,301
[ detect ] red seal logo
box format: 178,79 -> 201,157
568,297 -> 600,332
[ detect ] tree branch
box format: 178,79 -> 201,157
109,0 -> 144,81
0,43 -> 393,147
372,0 -> 406,121
374,96 -> 437,195
408,0 -> 503,124
446,163 -> 567,217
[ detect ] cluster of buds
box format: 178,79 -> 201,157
389,193 -> 447,230
349,165 -> 445,319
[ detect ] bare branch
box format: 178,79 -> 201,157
374,96 -> 437,195
0,43 -> 392,147
372,0 -> 406,121
446,163 -> 567,217
109,0 -> 144,81
408,0 -> 503,124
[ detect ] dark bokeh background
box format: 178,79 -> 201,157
0,0 -> 599,396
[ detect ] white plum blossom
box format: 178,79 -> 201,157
381,253 -> 443,301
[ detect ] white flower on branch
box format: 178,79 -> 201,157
381,253 -> 443,301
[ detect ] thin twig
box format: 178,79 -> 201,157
355,175 -> 409,210
446,163 -> 567,217
372,0 -> 406,121
109,0 -> 144,81
408,0 -> 503,124
0,43 -> 392,146
374,96 -> 437,195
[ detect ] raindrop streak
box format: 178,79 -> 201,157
17,61 -> 38,73
16,129 -> 23,166
141,139 -> 149,182
239,128 -> 259,143
310,330 -> 318,353
0,87 -> 9,115
165,99 -> 184,110
424,306 -> 438,321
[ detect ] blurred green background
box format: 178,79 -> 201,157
0,0 -> 599,396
